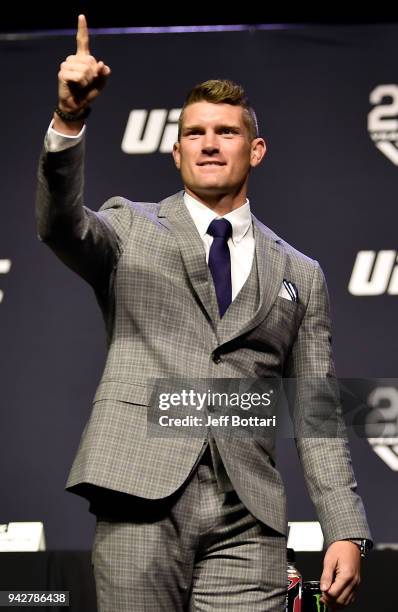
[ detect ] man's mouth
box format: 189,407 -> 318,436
197,161 -> 225,166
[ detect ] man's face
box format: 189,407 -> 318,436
173,101 -> 265,201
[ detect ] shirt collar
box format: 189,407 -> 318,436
183,191 -> 252,245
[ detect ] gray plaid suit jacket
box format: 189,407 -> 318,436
35,138 -> 371,547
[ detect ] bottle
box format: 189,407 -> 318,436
286,547 -> 302,611
302,581 -> 329,611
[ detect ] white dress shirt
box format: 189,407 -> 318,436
183,192 -> 254,300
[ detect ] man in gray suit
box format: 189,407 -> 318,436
36,14 -> 372,611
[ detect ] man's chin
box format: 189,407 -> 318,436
187,183 -> 228,198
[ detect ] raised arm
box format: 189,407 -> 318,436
54,14 -> 111,134
36,14 -> 131,292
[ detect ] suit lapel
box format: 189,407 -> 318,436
158,193 -> 287,341
221,214 -> 287,346
157,191 -> 216,322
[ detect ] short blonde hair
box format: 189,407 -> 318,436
178,79 -> 259,141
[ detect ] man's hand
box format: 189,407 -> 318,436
57,14 -> 111,115
320,540 -> 361,609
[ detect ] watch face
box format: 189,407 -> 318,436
360,539 -> 372,556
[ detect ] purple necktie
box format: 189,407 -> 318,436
207,218 -> 232,317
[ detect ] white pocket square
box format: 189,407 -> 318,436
278,279 -> 299,302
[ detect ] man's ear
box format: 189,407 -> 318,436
250,138 -> 267,168
172,141 -> 181,169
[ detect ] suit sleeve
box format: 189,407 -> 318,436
35,137 -> 132,293
284,260 -> 372,547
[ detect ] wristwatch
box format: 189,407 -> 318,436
347,539 -> 373,558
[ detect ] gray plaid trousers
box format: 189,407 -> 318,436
91,446 -> 287,611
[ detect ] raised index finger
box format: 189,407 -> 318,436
76,14 -> 90,55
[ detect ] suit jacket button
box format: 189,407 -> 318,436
212,353 -> 222,364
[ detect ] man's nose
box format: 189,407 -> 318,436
201,142 -> 219,154
201,132 -> 219,153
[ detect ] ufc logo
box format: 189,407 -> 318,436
0,259 -> 12,304
368,84 -> 398,166
367,386 -> 398,471
121,108 -> 181,154
348,250 -> 398,296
